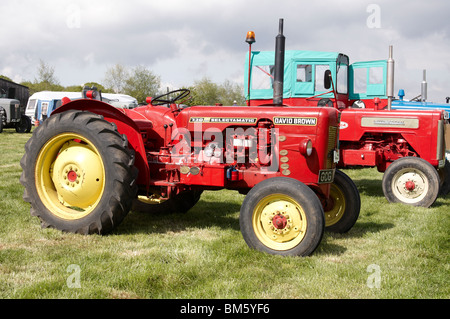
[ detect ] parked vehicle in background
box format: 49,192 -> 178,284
25,90 -> 138,125
0,93 -> 31,133
245,43 -> 449,206
391,71 -> 450,163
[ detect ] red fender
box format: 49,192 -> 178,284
52,99 -> 150,189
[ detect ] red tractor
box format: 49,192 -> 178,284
245,34 -> 449,207
20,20 -> 360,257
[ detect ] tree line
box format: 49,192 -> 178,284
3,60 -> 245,106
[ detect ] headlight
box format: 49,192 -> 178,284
299,139 -> 313,156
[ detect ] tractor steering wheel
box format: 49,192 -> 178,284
151,89 -> 191,106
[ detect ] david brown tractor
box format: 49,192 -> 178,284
245,36 -> 449,207
20,20 -> 360,257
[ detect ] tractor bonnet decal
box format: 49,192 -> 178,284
273,117 -> 317,126
340,121 -> 349,129
189,117 -> 257,124
361,117 -> 419,129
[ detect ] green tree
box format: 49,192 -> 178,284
64,85 -> 83,92
35,59 -> 61,89
219,80 -> 245,106
186,77 -> 220,106
0,75 -> 13,82
185,77 -> 245,106
104,64 -> 128,94
20,60 -> 63,94
123,65 -> 161,103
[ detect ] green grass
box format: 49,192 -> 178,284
0,127 -> 449,299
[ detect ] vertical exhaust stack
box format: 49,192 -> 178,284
421,69 -> 427,102
273,18 -> 285,106
386,45 -> 395,110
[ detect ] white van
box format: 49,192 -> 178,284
25,91 -> 81,123
25,91 -> 138,124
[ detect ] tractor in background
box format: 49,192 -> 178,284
245,40 -> 449,207
391,69 -> 450,163
0,91 -> 31,133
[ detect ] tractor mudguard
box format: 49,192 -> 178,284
52,99 -> 150,188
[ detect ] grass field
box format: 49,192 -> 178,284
0,128 -> 448,299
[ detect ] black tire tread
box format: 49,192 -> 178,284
325,170 -> 360,233
239,177 -> 325,257
438,160 -> 450,196
382,157 -> 440,208
20,109 -> 138,234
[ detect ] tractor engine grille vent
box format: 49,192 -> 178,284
326,126 -> 338,169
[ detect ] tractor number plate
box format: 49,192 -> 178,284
318,169 -> 335,184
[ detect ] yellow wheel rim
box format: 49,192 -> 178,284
325,184 -> 346,227
252,194 -> 307,251
35,133 -> 105,220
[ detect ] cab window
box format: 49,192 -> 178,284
353,67 -> 367,94
337,64 -> 348,94
251,65 -> 274,90
296,64 -> 312,82
315,64 -> 331,92
350,60 -> 387,99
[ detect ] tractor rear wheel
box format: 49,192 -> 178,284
324,170 -> 360,233
437,159 -> 450,196
132,190 -> 203,214
20,109 -> 138,234
240,177 -> 324,257
382,157 -> 440,207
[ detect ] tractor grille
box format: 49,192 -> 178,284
10,102 -> 20,121
326,126 -> 338,169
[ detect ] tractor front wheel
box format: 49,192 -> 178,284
324,170 -> 360,233
20,109 -> 138,234
16,115 -> 32,133
382,157 -> 440,207
240,177 -> 324,257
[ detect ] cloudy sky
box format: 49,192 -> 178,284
1,0 -> 449,102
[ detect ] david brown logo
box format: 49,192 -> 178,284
274,117 -> 317,126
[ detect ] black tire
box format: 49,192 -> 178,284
0,107 -> 4,133
324,170 -> 360,233
239,177 -> 324,257
382,157 -> 440,207
132,190 -> 203,214
20,109 -> 138,234
437,159 -> 450,196
16,114 -> 32,133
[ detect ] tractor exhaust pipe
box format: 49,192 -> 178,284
273,18 -> 285,106
421,69 -> 427,102
386,45 -> 395,110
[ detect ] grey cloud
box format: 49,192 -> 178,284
0,0 -> 448,101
